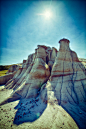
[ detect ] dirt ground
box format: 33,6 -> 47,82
0,86 -> 78,129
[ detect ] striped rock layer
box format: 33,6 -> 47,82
41,39 -> 86,129
0,45 -> 57,101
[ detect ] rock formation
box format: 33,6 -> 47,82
6,64 -> 20,74
0,39 -> 86,129
0,45 -> 57,102
0,64 -> 21,85
41,39 -> 86,129
0,72 -> 15,85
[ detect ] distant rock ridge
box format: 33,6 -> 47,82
0,39 -> 86,129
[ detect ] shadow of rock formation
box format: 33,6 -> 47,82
13,93 -> 47,125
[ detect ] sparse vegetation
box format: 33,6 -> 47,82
0,65 -> 11,71
0,65 -> 11,77
39,82 -> 43,89
0,70 -> 8,76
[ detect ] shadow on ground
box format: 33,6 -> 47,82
61,103 -> 86,129
13,94 -> 47,125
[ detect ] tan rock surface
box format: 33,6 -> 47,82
0,89 -> 78,129
0,72 -> 15,85
6,64 -> 20,74
41,39 -> 86,129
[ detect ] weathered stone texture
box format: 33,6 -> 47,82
0,39 -> 86,129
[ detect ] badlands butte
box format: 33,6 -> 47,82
0,38 -> 86,129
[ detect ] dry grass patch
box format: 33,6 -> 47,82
0,70 -> 8,77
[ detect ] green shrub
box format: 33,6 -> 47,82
0,65 -> 11,71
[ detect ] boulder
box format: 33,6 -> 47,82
0,72 -> 16,85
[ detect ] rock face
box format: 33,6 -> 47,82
41,39 -> 86,129
0,64 -> 21,85
0,73 -> 15,85
0,39 -> 86,129
6,64 -> 20,74
0,45 -> 57,102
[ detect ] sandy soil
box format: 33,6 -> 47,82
0,86 -> 79,129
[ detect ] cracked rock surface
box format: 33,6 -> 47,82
0,39 -> 86,129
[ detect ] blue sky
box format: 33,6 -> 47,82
0,0 -> 86,65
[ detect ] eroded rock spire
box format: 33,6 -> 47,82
41,38 -> 86,129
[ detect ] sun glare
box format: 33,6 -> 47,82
44,11 -> 51,19
36,10 -> 52,19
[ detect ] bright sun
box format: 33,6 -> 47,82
36,10 -> 52,19
44,11 -> 51,19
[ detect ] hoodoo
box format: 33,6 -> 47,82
0,45 -> 58,105
0,39 -> 86,129
41,38 -> 86,129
